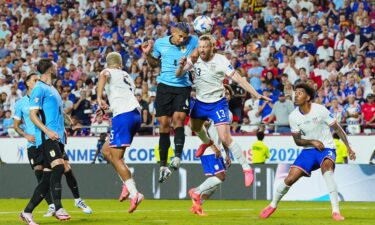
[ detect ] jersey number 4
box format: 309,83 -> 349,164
123,77 -> 133,92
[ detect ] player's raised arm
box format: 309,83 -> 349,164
141,40 -> 160,68
231,71 -> 272,102
97,69 -> 110,110
330,122 -> 356,160
176,56 -> 192,77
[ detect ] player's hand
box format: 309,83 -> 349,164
259,95 -> 272,102
225,155 -> 231,168
95,107 -> 105,117
98,98 -> 109,110
24,134 -> 35,143
311,140 -> 325,151
348,147 -> 356,161
46,129 -> 60,141
141,40 -> 154,55
179,56 -> 187,68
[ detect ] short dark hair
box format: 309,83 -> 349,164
332,133 -> 340,139
37,59 -> 53,74
25,71 -> 38,90
174,22 -> 190,34
295,83 -> 315,102
256,131 -> 265,141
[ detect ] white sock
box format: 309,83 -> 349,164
271,181 -> 290,208
196,128 -> 211,144
74,198 -> 82,203
125,178 -> 138,198
228,141 -> 251,170
195,176 -> 222,195
201,184 -> 220,201
48,204 -> 55,209
323,171 -> 340,213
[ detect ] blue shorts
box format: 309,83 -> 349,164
110,109 -> 141,148
190,98 -> 230,125
292,148 -> 336,176
200,154 -> 226,176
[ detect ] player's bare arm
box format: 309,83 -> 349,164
175,56 -> 191,77
331,122 -> 356,160
30,109 -> 59,141
97,70 -> 110,110
14,119 -> 35,143
141,40 -> 160,68
291,132 -> 325,151
231,72 -> 272,102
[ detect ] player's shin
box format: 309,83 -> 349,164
25,171 -> 52,213
159,133 -> 171,166
174,127 -> 185,158
50,164 -> 65,210
196,127 -> 211,144
271,181 -> 290,208
228,141 -> 251,170
65,170 -> 80,199
323,170 -> 340,213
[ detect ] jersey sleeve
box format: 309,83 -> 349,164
289,114 -> 300,133
220,55 -> 235,77
320,105 -> 336,126
13,100 -> 23,120
152,39 -> 162,59
29,85 -> 44,110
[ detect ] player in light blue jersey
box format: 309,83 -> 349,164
142,22 -> 199,183
20,59 -> 71,224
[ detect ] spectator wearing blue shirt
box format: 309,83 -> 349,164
247,57 -> 263,92
300,34 -> 316,55
258,89 -> 275,123
47,0 -> 62,16
62,71 -> 76,90
2,110 -> 13,136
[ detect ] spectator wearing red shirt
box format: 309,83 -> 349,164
261,58 -> 279,79
362,94 -> 375,129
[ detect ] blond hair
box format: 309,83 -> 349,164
199,34 -> 216,47
106,52 -> 122,68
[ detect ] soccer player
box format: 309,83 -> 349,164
177,35 -> 271,187
333,133 -> 348,164
20,59 -> 71,224
141,22 -> 198,182
97,52 -> 143,213
15,72 -> 92,220
251,131 -> 270,164
260,83 -> 356,221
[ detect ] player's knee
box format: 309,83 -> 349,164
216,172 -> 225,181
33,165 -> 43,171
284,175 -> 297,186
221,136 -> 232,147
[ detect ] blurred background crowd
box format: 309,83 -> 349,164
0,0 -> 374,137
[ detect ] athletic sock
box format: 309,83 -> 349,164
65,170 -> 80,199
50,164 -> 64,210
323,171 -> 340,213
125,178 -> 138,199
228,141 -> 251,170
174,127 -> 185,158
195,176 -> 222,195
24,171 -> 51,213
196,127 -> 211,144
159,133 -> 170,166
35,170 -> 54,205
271,181 -> 290,208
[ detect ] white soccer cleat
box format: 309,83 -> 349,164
43,205 -> 56,217
158,166 -> 172,183
169,157 -> 181,170
20,211 -> 39,225
75,199 -> 93,214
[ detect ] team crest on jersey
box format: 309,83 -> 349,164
34,97 -> 39,103
312,117 -> 318,124
180,46 -> 187,53
50,150 -> 55,157
210,64 -> 216,71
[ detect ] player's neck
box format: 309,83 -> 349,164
40,74 -> 52,85
299,102 -> 312,115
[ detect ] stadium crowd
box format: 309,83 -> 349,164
0,0 -> 374,136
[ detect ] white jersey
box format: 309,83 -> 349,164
104,68 -> 140,117
192,54 -> 235,103
289,103 -> 336,149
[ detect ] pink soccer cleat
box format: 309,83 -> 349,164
188,188 -> 201,206
259,205 -> 277,219
244,169 -> 254,187
19,212 -> 39,225
128,192 -> 144,213
54,208 -> 71,221
195,140 -> 214,158
190,204 -> 206,216
332,212 -> 345,221
119,184 -> 130,202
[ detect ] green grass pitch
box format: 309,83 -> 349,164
1,199 -> 374,225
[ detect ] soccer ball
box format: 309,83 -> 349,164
193,16 -> 214,35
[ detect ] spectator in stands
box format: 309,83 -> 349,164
91,115 -> 109,136
265,92 -> 294,133
72,89 -> 92,128
343,94 -> 362,134
362,94 -> 375,131
2,110 -> 13,136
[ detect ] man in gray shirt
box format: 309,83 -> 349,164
265,92 -> 295,133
